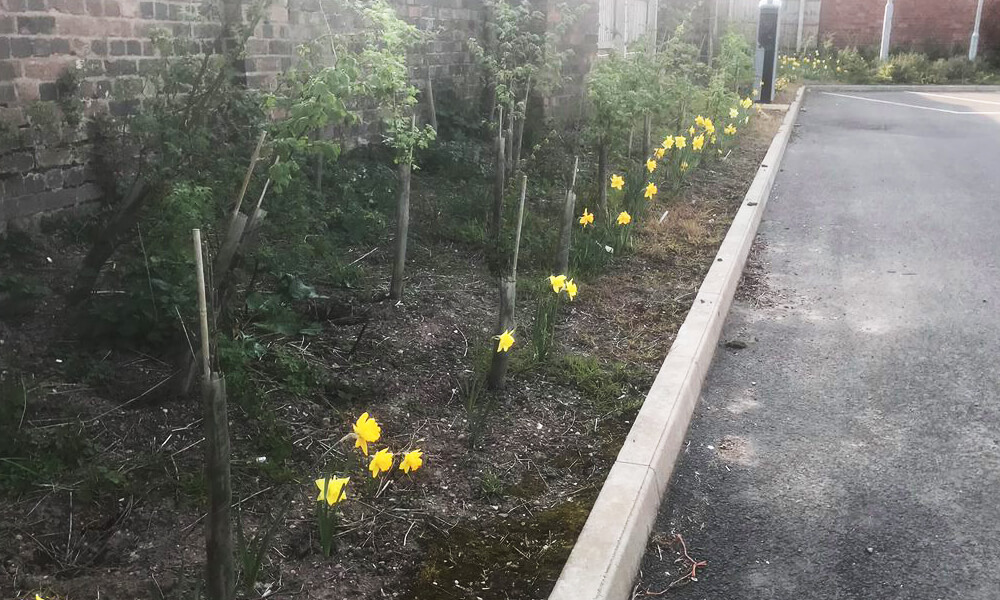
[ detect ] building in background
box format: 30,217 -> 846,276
711,0 -> 998,56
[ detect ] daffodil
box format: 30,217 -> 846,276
352,412 -> 381,456
692,134 -> 705,151
565,279 -> 578,300
654,147 -> 665,159
548,274 -> 567,293
725,124 -> 737,135
644,182 -> 657,199
688,126 -> 696,136
741,97 -> 753,109
497,328 -> 515,352
646,158 -> 656,173
610,174 -> 624,190
680,161 -> 689,172
579,208 -> 594,227
694,115 -> 706,127
710,135 -> 717,145
369,448 -> 394,477
662,136 -> 675,149
315,476 -> 350,506
703,118 -> 715,135
674,135 -> 686,149
616,211 -> 632,226
400,449 -> 424,474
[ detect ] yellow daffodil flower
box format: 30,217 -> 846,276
315,476 -> 350,506
610,174 -> 624,190
497,328 -> 515,352
646,158 -> 656,173
616,211 -> 631,226
741,97 -> 753,109
680,161 -> 689,172
644,182 -> 657,199
548,274 -> 567,293
400,449 -> 424,474
579,208 -> 594,227
369,448 -> 394,478
662,136 -> 675,149
688,126 -> 696,136
710,135 -> 717,145
692,134 -> 705,151
704,118 -> 715,135
725,124 -> 737,135
565,279 -> 578,300
674,135 -> 686,149
694,115 -> 706,127
654,147 -> 665,159
352,412 -> 381,456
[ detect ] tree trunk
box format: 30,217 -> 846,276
598,140 -> 609,219
486,276 -> 517,390
511,82 -> 530,176
554,156 -> 579,276
194,229 -> 234,600
486,176 -> 526,391
642,113 -> 651,158
67,180 -> 165,305
505,104 -> 514,175
488,109 -> 506,251
389,161 -> 412,301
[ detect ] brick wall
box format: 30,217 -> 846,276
0,0 -> 487,225
818,0 -> 998,53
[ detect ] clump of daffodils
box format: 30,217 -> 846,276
313,412 -> 425,556
548,274 -> 579,302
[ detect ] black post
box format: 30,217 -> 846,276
755,0 -> 781,103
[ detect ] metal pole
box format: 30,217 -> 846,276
796,0 -> 806,51
969,0 -> 985,61
879,0 -> 894,62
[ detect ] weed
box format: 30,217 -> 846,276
461,374 -> 493,450
235,495 -> 290,592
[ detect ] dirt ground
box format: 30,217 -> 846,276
0,107 -> 783,600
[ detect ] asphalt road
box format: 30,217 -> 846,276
636,89 -> 1000,599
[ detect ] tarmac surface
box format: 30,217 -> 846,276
635,89 -> 1000,599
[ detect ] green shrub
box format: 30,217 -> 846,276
888,52 -> 935,83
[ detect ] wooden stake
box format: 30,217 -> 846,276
511,175 -> 527,279
554,156 -> 579,276
231,130 -> 267,221
193,229 -> 211,379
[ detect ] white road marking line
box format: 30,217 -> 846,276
906,91 -> 1000,106
821,91 -> 1000,115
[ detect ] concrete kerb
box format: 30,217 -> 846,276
547,85 -> 806,600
